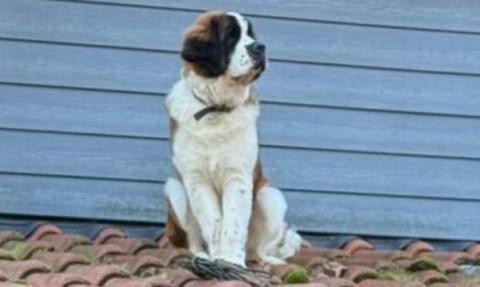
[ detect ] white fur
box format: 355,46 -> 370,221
248,186 -> 303,264
166,75 -> 258,265
164,12 -> 301,266
164,176 -> 302,265
226,12 -> 256,77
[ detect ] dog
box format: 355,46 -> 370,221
164,11 -> 302,266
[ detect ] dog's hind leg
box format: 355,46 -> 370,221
248,185 -> 302,264
164,177 -> 208,258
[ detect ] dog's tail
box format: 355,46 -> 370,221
276,226 -> 303,259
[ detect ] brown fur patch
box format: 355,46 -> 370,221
253,159 -> 268,194
233,68 -> 263,86
183,11 -> 224,41
165,202 -> 188,248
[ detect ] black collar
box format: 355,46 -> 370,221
192,92 -> 233,121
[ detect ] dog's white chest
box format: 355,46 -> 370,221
167,80 -> 260,188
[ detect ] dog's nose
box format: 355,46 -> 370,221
246,41 -> 266,59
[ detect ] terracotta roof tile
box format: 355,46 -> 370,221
428,252 -> 476,265
288,254 -> 329,269
142,248 -> 192,266
342,265 -> 379,283
71,243 -> 125,262
358,280 -> 426,287
0,283 -> 34,287
7,241 -> 55,260
184,281 -> 251,287
0,231 -> 24,248
102,238 -> 158,255
298,249 -> 349,260
313,277 -> 356,287
0,259 -> 50,280
337,258 -> 397,271
41,234 -> 91,252
404,241 -> 435,258
27,272 -> 91,287
414,270 -> 449,285
0,223 -> 478,287
105,276 -> 173,287
32,251 -> 89,272
0,269 -> 7,281
342,239 -> 374,256
94,228 -> 126,245
465,244 -> 480,260
108,254 -> 164,276
352,250 -> 413,262
27,224 -> 63,243
69,264 -> 129,286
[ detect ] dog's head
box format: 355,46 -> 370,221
181,11 -> 266,84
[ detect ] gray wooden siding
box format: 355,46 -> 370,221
1,0 -> 479,240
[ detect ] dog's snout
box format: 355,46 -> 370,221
247,42 -> 266,59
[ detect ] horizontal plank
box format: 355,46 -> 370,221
1,42 -> 480,117
0,41 -> 177,93
2,84 -> 480,159
0,173 -> 164,223
0,130 -> 171,182
2,1 -> 480,74
1,173 -> 479,240
285,191 -> 480,240
0,84 -> 168,137
77,0 -> 480,33
1,130 -> 480,200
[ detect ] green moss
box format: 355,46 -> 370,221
0,249 -> 14,261
406,258 -> 440,272
12,278 -> 28,285
377,269 -> 415,282
137,266 -> 165,278
71,245 -> 97,262
423,272 -> 448,285
282,269 -> 310,284
7,242 -> 53,260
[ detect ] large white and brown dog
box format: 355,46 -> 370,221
164,11 -> 302,266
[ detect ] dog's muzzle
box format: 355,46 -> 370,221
246,41 -> 266,70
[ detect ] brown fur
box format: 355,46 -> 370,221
183,11 -> 223,41
233,68 -> 263,86
182,11 -> 235,78
253,159 -> 268,194
165,202 -> 188,248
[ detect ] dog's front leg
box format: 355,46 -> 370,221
184,174 -> 222,259
221,172 -> 253,266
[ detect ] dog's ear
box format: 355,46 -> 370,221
181,13 -> 230,77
